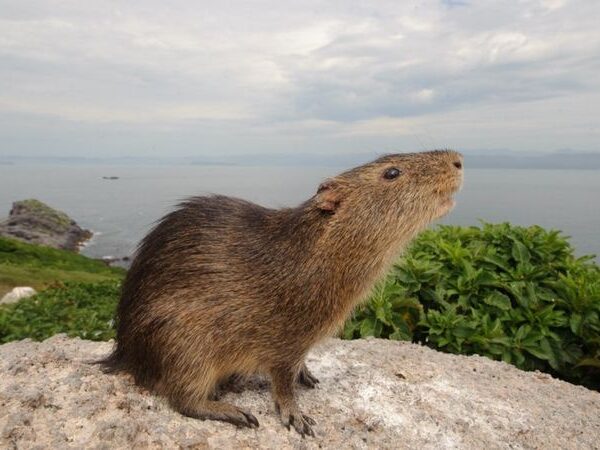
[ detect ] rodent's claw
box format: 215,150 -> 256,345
278,404 -> 316,437
303,414 -> 316,426
177,402 -> 259,429
242,410 -> 260,428
226,407 -> 259,429
295,414 -> 316,438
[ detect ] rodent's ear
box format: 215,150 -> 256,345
315,179 -> 341,212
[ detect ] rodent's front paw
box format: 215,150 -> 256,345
276,403 -> 316,437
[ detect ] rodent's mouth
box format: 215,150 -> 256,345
434,195 -> 456,219
441,196 -> 456,210
432,174 -> 462,219
434,186 -> 460,219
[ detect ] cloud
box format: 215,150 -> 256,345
0,0 -> 599,156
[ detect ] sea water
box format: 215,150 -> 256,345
1,164 -> 598,261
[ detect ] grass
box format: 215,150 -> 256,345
0,236 -> 125,296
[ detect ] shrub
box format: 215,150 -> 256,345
344,223 -> 600,390
0,281 -> 120,343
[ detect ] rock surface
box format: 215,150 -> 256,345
0,199 -> 92,251
0,287 -> 37,305
1,336 -> 599,450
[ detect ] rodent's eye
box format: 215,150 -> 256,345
383,167 -> 401,180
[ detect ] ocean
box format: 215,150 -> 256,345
1,164 -> 599,261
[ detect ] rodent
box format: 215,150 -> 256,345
101,149 -> 463,436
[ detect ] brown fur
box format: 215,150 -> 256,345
101,149 -> 463,436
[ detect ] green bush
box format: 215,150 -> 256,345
0,281 -> 119,343
344,223 -> 600,390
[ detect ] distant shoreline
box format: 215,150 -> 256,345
4,162 -> 600,170
1,151 -> 600,170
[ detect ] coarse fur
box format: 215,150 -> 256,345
101,149 -> 464,436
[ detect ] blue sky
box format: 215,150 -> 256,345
1,0 -> 599,158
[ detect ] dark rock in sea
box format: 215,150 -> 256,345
100,255 -> 132,269
0,199 -> 92,252
100,255 -> 119,264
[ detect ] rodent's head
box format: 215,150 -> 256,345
312,149 -> 463,238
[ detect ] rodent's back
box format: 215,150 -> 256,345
110,195 -> 281,383
123,195 -> 270,296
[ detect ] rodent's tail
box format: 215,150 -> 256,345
94,344 -> 160,391
93,346 -> 127,374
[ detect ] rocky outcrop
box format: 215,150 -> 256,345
1,335 -> 599,449
0,199 -> 92,251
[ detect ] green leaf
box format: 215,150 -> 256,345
452,325 -> 474,338
511,240 -> 531,264
389,328 -> 411,341
514,325 -> 530,343
522,344 -> 549,361
375,305 -> 390,325
483,255 -> 511,272
575,358 -> 600,369
540,337 -> 560,370
342,321 -> 358,340
359,317 -> 377,338
569,313 -> 583,334
483,292 -> 512,311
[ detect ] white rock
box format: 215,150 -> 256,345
1,335 -> 599,449
0,286 -> 37,305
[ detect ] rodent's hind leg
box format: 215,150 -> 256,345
296,363 -> 319,388
177,400 -> 259,429
271,367 -> 316,437
212,373 -> 248,399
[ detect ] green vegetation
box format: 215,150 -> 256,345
344,223 -> 600,390
1,224 -> 599,390
0,281 -> 119,343
0,236 -> 125,296
0,236 -> 124,343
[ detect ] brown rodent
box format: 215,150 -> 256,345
101,149 -> 463,436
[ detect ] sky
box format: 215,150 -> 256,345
1,0 -> 599,159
